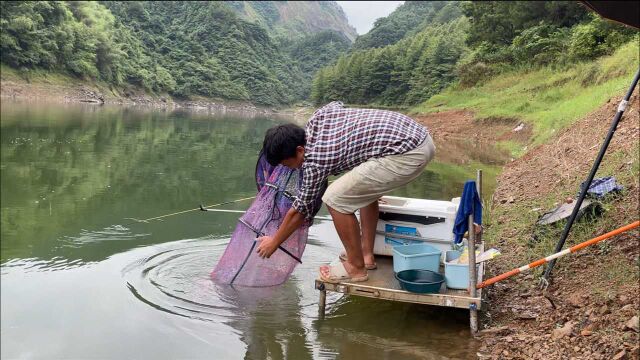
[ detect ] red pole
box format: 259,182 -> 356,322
477,221 -> 639,289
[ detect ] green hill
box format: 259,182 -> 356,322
352,1 -> 461,50
413,41 -> 639,150
226,1 -> 357,42
0,1 -> 355,105
313,1 -> 636,108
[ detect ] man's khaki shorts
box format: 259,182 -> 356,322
322,134 -> 436,214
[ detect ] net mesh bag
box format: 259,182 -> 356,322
211,152 -> 325,287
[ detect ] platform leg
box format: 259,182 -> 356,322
468,208 -> 478,334
476,169 -> 483,244
470,305 -> 479,333
318,289 -> 326,318
471,169 -> 482,334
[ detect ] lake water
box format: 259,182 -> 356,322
1,101 -> 507,359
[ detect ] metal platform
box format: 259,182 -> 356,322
315,251 -> 484,309
315,170 -> 487,332
315,243 -> 486,331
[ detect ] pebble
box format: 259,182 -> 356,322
625,315 -> 639,332
599,304 -> 609,315
505,336 -> 513,343
567,293 -> 584,307
612,350 -> 626,360
585,308 -> 593,316
552,321 -> 574,340
620,304 -> 634,312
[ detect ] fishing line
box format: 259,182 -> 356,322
126,196 -> 256,223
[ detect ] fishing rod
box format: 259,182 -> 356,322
198,207 -> 245,214
478,221 -> 639,289
199,204 -> 332,220
126,196 -> 256,223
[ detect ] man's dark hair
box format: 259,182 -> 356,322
262,124 -> 306,166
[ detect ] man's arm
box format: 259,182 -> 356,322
256,163 -> 328,259
256,208 -> 304,258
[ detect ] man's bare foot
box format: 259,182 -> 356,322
339,251 -> 376,267
320,261 -> 366,279
363,253 -> 376,267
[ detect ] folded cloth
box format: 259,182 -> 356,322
581,176 -> 624,198
453,180 -> 482,244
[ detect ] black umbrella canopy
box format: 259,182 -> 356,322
581,1 -> 640,28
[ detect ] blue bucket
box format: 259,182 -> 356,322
392,243 -> 441,273
444,250 -> 480,289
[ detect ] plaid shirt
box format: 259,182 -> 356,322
293,101 -> 428,218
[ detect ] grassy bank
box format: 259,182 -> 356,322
1,64 -> 127,100
487,140 -> 639,275
411,40 -> 639,154
1,65 -> 280,113
1,64 -> 90,87
408,37 -> 640,357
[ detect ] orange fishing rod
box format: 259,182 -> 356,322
477,220 -> 639,289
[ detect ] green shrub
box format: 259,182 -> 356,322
154,66 -> 176,93
569,15 -> 636,61
455,61 -> 495,88
510,23 -> 569,66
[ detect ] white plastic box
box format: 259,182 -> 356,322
373,196 -> 459,257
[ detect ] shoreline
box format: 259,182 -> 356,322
0,77 -> 314,118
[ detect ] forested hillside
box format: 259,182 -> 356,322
0,1 -> 355,105
3,1 -> 636,108
312,1 -> 637,107
351,1 -> 461,51
227,1 -> 357,42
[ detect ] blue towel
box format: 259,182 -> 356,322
453,180 -> 483,244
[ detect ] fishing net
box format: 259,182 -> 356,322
211,151 -> 326,287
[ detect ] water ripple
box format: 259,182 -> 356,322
1,256 -> 90,273
61,225 -> 150,247
121,236 -> 324,327
122,236 -> 247,322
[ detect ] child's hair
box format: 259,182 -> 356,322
262,124 -> 306,166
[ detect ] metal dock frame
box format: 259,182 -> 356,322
316,170 -> 485,333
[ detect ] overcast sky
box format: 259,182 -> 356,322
337,1 -> 404,35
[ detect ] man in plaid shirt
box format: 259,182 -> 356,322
257,101 -> 435,282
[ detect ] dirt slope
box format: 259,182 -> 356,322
478,92 -> 639,359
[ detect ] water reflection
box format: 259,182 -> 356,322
120,236 -> 316,359
1,103 -> 284,262
314,298 -> 478,359
222,285 -> 313,360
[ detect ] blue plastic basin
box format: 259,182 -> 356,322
392,243 -> 441,273
395,270 -> 444,294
